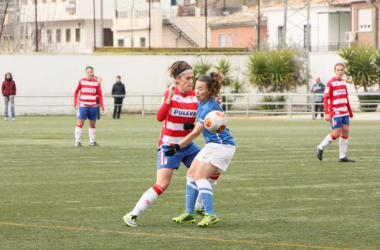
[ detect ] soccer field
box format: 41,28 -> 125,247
0,116 -> 379,250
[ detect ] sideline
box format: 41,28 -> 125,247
0,221 -> 377,250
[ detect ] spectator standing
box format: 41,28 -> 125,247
311,77 -> 325,118
2,72 -> 16,121
111,76 -> 126,120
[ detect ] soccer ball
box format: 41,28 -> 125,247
204,110 -> 227,133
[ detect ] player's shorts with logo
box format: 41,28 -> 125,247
77,106 -> 98,120
157,142 -> 200,170
330,115 -> 349,129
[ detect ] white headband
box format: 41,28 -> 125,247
177,69 -> 192,77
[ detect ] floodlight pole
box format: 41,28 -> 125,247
205,0 -> 208,49
35,0 -> 38,52
93,0 -> 96,50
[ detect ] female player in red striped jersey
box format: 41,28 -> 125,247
316,63 -> 355,162
123,61 -> 219,227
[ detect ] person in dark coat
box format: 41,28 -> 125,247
2,72 -> 17,121
111,76 -> 126,119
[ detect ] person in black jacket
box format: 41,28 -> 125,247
111,76 -> 126,119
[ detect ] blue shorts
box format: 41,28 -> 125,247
77,106 -> 98,120
157,142 -> 200,170
330,115 -> 350,129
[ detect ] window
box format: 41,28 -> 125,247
56,29 -> 61,43
75,28 -> 80,42
227,33 -> 232,47
42,0 -> 47,3
171,0 -> 177,5
358,9 -> 372,32
140,37 -> 146,47
66,29 -> 71,42
219,34 -> 225,47
47,30 -> 52,43
118,39 -> 124,47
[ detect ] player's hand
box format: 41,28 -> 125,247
101,107 -> 105,112
183,122 -> 195,130
168,84 -> 176,98
74,105 -> 78,109
324,114 -> 330,121
165,144 -> 180,157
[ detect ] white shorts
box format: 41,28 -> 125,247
195,143 -> 236,172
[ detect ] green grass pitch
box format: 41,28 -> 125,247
0,115 -> 379,250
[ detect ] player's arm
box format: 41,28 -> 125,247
324,83 -> 332,120
157,91 -> 171,122
74,82 -> 81,108
165,123 -> 203,156
346,91 -> 353,118
97,85 -> 104,111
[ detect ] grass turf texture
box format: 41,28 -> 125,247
0,116 -> 379,250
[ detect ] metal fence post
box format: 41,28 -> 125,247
311,93 -> 315,120
289,93 -> 293,119
142,95 -> 145,119
246,94 -> 249,119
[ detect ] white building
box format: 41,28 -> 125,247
261,0 -> 351,51
15,0 -> 114,52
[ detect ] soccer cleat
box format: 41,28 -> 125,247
197,214 -> 219,227
4,117 -> 8,121
339,157 -> 355,162
195,208 -> 205,217
172,211 -> 196,224
75,142 -> 82,147
123,213 -> 138,227
11,118 -> 15,121
316,147 -> 323,161
89,142 -> 99,146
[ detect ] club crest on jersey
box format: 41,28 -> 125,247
173,109 -> 196,117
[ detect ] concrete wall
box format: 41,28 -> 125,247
0,51 -> 353,115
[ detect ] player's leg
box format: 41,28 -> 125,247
124,146 -> 180,227
88,107 -> 98,146
317,116 -> 342,161
339,117 -> 354,162
75,107 -> 87,146
315,104 -> 319,118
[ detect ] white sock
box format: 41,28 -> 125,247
339,136 -> 348,159
89,127 -> 96,143
130,184 -> 164,216
195,179 -> 218,209
318,133 -> 335,150
75,125 -> 82,143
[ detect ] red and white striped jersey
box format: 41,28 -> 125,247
324,77 -> 353,118
74,78 -> 104,109
157,88 -> 198,146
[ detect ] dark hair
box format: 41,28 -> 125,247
116,76 -> 121,79
334,63 -> 345,70
198,71 -> 225,98
168,61 -> 192,79
5,72 -> 12,81
86,66 -> 94,71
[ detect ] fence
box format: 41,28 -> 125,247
2,92 -> 380,119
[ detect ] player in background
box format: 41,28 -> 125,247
123,61 -> 220,227
316,63 -> 355,162
74,66 -> 104,147
167,71 -> 236,227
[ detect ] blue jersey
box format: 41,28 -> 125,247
197,98 -> 236,146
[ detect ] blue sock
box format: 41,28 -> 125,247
196,179 -> 214,215
185,177 -> 198,215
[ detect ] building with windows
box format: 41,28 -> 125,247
261,0 -> 350,51
209,6 -> 267,49
1,0 -> 114,52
